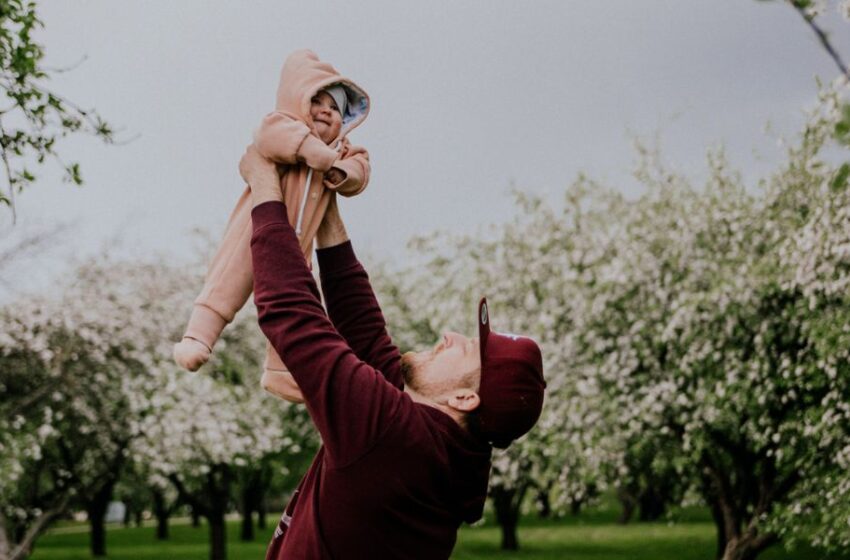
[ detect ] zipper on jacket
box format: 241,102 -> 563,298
294,167 -> 313,237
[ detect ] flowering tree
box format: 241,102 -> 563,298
373,184 -> 625,550
0,254 -> 202,559
0,300 -> 83,560
0,257 -> 184,558
592,88 -> 850,560
0,246 -> 319,560
375,85 -> 850,559
564,87 -> 850,559
130,306 -> 315,560
761,88 -> 850,552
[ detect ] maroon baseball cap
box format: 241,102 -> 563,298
475,297 -> 546,449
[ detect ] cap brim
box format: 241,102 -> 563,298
478,297 -> 490,366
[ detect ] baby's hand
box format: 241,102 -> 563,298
324,167 -> 346,186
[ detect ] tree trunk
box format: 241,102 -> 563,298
257,495 -> 267,530
700,458 -> 777,560
3,497 -> 70,560
191,507 -> 201,528
207,465 -> 232,560
0,518 -> 9,560
617,487 -> 637,525
570,498 -> 583,516
88,506 -> 106,557
240,507 -> 254,542
239,482 -> 256,542
169,465 -> 232,560
134,510 -> 143,528
708,498 -> 727,560
638,485 -> 667,521
720,532 -> 777,560
498,513 -> 518,551
156,514 -> 168,540
208,509 -> 227,560
721,539 -> 758,560
491,486 -> 523,551
87,482 -> 113,557
152,490 -> 170,541
534,483 -> 552,518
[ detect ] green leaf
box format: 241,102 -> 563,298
830,163 -> 850,192
835,104 -> 850,147
63,162 -> 82,185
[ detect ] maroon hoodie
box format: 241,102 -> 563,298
250,201 -> 492,559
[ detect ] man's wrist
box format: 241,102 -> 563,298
315,224 -> 348,248
251,187 -> 283,208
248,170 -> 283,208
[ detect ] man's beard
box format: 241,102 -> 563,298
400,351 -> 433,393
400,353 -> 417,388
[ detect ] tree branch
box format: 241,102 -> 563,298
0,116 -> 17,223
750,530 -> 779,552
791,2 -> 850,79
168,474 -> 208,517
702,452 -> 740,541
8,493 -> 70,560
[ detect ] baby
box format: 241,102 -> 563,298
173,50 -> 370,401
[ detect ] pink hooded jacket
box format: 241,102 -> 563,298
174,50 -> 370,380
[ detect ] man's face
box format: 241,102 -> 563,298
401,332 -> 481,400
310,90 -> 343,144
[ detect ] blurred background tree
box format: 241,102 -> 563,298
0,0 -> 115,221
375,84 -> 850,560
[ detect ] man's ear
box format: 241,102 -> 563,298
446,389 -> 480,413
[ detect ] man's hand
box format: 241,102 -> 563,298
316,194 -> 349,249
239,143 -> 282,207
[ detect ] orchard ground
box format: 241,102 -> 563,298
30,503 -> 850,560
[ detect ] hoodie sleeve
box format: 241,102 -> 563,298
251,201 -> 406,468
316,241 -> 402,388
325,142 -> 370,197
254,111 -> 338,172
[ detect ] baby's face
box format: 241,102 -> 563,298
310,91 -> 342,144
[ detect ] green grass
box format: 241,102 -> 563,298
29,513 -> 850,560
31,521 -> 270,560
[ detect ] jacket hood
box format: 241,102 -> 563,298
274,49 -> 370,142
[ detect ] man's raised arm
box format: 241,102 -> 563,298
314,196 -> 402,388
241,145 -> 404,467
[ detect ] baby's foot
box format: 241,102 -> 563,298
262,368 -> 305,403
173,338 -> 211,371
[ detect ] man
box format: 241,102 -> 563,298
239,144 -> 546,559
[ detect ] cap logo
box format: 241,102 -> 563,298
481,302 -> 488,325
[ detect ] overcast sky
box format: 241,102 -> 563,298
2,0 -> 850,300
